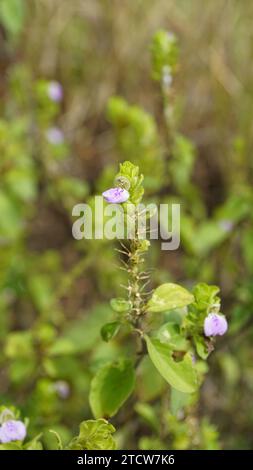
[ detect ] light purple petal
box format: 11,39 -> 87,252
102,187 -> 129,204
204,313 -> 228,337
54,380 -> 70,399
218,219 -> 234,233
0,420 -> 26,443
48,81 -> 63,102
46,127 -> 64,145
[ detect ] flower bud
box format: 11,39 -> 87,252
114,176 -> 131,191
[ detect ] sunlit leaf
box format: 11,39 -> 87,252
145,336 -> 198,393
147,283 -> 194,313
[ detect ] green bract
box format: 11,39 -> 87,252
101,321 -> 121,342
115,161 -> 144,204
67,419 -> 116,450
184,283 -> 222,359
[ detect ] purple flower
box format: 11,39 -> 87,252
204,313 -> 228,337
218,219 -> 234,233
102,187 -> 129,203
0,420 -> 26,443
47,81 -> 63,102
53,380 -> 70,399
46,127 -> 64,145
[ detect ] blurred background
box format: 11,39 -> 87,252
0,0 -> 253,449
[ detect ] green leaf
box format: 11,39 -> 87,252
110,298 -> 132,313
193,283 -> 220,312
89,359 -> 135,418
49,304 -> 111,355
145,336 -> 198,393
67,419 -> 116,450
136,356 -> 166,402
170,134 -> 196,189
184,283 -> 221,335
48,338 -> 77,356
0,443 -> 22,450
157,322 -> 188,351
0,191 -> 23,239
23,434 -> 43,450
147,283 -> 194,313
5,331 -> 33,359
0,0 -> 26,36
170,388 -> 192,415
48,430 -> 63,450
101,321 -> 121,342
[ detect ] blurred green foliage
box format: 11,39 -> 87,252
0,0 -> 253,450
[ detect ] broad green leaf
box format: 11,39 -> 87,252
145,336 -> 198,393
89,359 -> 135,418
67,419 -> 116,450
147,283 -> 194,313
101,321 -> 121,342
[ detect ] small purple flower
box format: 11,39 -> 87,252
53,380 -> 70,399
218,219 -> 234,233
47,81 -> 63,102
204,313 -> 228,337
0,420 -> 26,443
46,127 -> 64,145
102,187 -> 129,203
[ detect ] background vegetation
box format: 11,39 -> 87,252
0,0 -> 253,449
